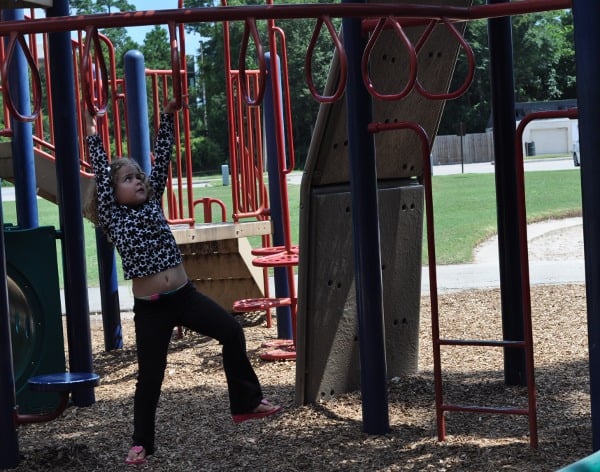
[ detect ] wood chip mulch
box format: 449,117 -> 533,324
11,283 -> 591,471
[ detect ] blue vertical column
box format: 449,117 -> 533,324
93,49 -> 151,353
342,3 -> 389,434
47,0 -> 94,406
94,49 -> 152,351
97,49 -> 150,351
124,51 -> 152,174
0,189 -> 19,468
573,0 -> 600,452
2,9 -> 37,228
263,52 -> 292,340
96,225 -> 123,351
487,0 -> 526,386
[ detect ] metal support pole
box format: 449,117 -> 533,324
124,50 -> 152,174
95,50 -> 153,353
487,0 -> 526,386
96,226 -> 123,351
342,3 -> 389,434
2,9 -> 37,229
573,0 -> 600,452
47,0 -> 94,406
263,53 -> 293,340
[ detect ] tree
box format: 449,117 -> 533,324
439,10 -> 576,135
180,0 -> 339,170
140,26 -> 172,70
69,0 -> 140,79
438,19 -> 491,135
69,0 -> 136,15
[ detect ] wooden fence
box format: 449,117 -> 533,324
431,132 -> 494,165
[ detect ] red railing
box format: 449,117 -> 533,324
0,8 -> 200,226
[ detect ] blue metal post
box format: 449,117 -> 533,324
2,9 -> 37,229
573,0 -> 600,451
96,226 -> 123,351
487,0 -> 526,386
342,4 -> 389,434
91,50 -> 152,353
96,49 -> 151,351
124,51 -> 152,174
0,186 -> 19,469
47,0 -> 94,406
263,53 -> 292,340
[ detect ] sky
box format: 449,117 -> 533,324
32,1 -> 202,53
126,0 -> 201,51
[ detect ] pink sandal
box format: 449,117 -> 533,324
232,399 -> 282,424
125,445 -> 147,465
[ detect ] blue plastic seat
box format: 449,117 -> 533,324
28,372 -> 100,392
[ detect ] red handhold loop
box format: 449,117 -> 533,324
305,16 -> 347,103
168,22 -> 183,110
1,31 -> 42,122
368,120 -> 431,177
414,18 -> 475,100
238,18 -> 267,106
270,25 -> 296,174
369,121 -> 430,154
81,25 -> 109,117
362,17 -> 417,101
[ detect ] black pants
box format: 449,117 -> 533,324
131,282 -> 263,454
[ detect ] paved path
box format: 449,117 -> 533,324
83,219 -> 586,312
85,249 -> 584,314
423,158 -> 584,293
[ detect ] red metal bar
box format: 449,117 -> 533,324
414,18 -> 475,100
80,26 -> 109,116
38,29 -> 52,144
0,10 -> 196,227
514,108 -> 578,447
305,16 -> 347,103
1,31 -> 42,122
222,1 -> 270,224
362,17 -> 417,101
0,1 -> 572,37
271,26 -> 296,174
228,70 -> 270,221
192,197 -> 227,223
439,339 -> 526,348
168,22 -> 182,111
266,12 -> 293,252
442,404 -> 529,415
265,5 -> 298,348
14,393 -> 69,425
238,18 -> 267,106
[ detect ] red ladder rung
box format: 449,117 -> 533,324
442,403 -> 529,416
438,339 -> 526,348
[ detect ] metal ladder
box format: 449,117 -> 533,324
424,144 -> 538,448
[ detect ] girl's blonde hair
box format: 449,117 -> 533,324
83,157 -> 154,227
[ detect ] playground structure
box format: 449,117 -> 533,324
1,0 -> 600,470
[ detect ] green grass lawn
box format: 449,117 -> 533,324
1,168 -> 582,287
428,169 -> 582,264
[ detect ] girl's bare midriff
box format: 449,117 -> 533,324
131,263 -> 188,298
